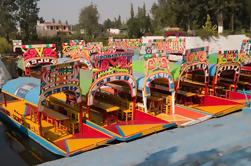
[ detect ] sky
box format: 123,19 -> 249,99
38,0 -> 156,25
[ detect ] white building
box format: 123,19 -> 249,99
36,21 -> 72,37
107,28 -> 121,35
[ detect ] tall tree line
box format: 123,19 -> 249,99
151,0 -> 251,34
0,0 -> 39,42
79,1 -> 251,39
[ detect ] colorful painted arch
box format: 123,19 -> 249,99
144,71 -> 175,96
87,73 -> 137,106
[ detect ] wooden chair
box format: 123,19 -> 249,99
137,103 -> 145,112
46,116 -> 54,124
163,96 -> 172,114
58,122 -> 68,135
120,102 -> 133,122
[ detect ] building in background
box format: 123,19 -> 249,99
107,28 -> 121,35
36,21 -> 72,37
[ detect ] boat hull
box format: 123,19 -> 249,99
0,110 -> 67,156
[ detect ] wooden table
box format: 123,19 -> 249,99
93,100 -> 120,125
176,90 -> 197,106
43,109 -> 69,121
182,78 -> 205,86
152,92 -> 169,98
43,109 -> 69,133
176,90 -> 196,97
238,81 -> 251,85
219,78 -> 233,82
149,96 -> 164,101
240,73 -> 251,77
148,96 -> 164,114
106,83 -> 130,92
94,101 -> 120,113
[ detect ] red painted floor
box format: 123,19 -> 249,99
104,110 -> 169,136
54,124 -> 112,152
175,105 -> 207,119
202,95 -> 240,106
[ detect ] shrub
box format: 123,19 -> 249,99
196,14 -> 218,40
0,37 -> 11,53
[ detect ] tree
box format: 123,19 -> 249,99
79,4 -> 99,38
202,14 -> 217,33
114,15 -> 122,28
206,0 -> 238,33
137,3 -> 152,35
130,3 -> 134,18
127,3 -> 153,38
39,17 -> 45,23
65,20 -> 69,26
52,18 -> 55,23
244,0 -> 251,32
17,0 -> 39,41
127,4 -> 140,38
151,0 -> 177,33
0,37 -> 11,53
103,18 -> 113,29
0,0 -> 18,40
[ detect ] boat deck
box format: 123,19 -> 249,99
192,96 -> 245,117
97,110 -> 176,141
1,100 -> 113,156
156,105 -> 211,126
53,124 -> 112,155
42,111 -> 251,166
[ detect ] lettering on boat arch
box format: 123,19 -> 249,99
214,63 -> 241,84
91,51 -> 134,79
86,42 -> 103,48
145,56 -> 169,74
181,62 -> 209,77
87,74 -> 137,106
181,46 -> 209,78
165,37 -> 186,54
217,50 -> 243,64
144,56 -> 174,96
39,61 -> 82,111
241,39 -> 251,56
177,62 -> 209,90
86,42 -> 103,54
108,38 -> 142,49
184,47 -> 208,64
62,40 -> 90,60
21,44 -> 58,73
62,40 -> 85,56
240,39 -> 251,65
144,72 -> 174,96
177,47 -> 209,91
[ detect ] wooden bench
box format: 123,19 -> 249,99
240,73 -> 251,77
238,81 -> 251,86
95,92 -> 134,122
176,90 -> 196,97
181,78 -> 206,86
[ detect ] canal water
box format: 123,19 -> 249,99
0,57 -> 60,166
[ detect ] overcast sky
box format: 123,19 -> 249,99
38,0 -> 156,24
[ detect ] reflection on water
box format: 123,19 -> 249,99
0,118 -> 60,166
1,57 -> 19,79
0,57 -> 60,165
